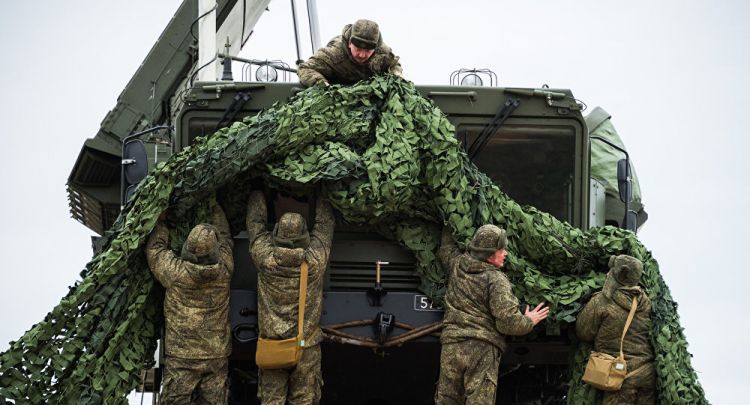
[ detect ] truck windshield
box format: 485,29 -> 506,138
458,124 -> 576,223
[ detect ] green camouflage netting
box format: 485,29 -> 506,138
0,76 -> 706,404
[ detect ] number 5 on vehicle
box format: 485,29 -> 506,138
414,295 -> 443,312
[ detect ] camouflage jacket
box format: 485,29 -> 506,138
438,229 -> 534,351
146,206 -> 234,359
297,24 -> 402,87
246,191 -> 335,347
576,273 -> 654,381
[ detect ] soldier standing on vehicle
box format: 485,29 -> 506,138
435,225 -> 549,404
246,190 -> 335,404
297,19 -> 403,87
146,203 -> 234,404
576,255 -> 656,405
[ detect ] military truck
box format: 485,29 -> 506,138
66,1 -> 644,403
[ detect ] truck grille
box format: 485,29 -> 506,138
328,261 -> 420,290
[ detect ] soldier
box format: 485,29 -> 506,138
435,225 -> 549,405
146,203 -> 234,404
246,190 -> 335,405
297,19 -> 403,87
576,255 -> 656,405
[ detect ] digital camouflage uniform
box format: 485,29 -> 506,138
146,205 -> 234,405
297,19 -> 402,87
435,225 -> 535,405
246,191 -> 335,405
576,255 -> 656,405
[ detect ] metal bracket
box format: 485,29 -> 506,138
546,95 -> 582,114
505,88 -> 582,113
367,261 -> 389,306
373,312 -> 395,344
185,83 -> 266,102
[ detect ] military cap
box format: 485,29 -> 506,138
350,19 -> 381,50
468,224 -> 507,261
273,212 -> 311,249
608,254 -> 643,286
181,223 -> 220,265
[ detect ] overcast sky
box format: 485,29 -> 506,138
1,1 -> 747,404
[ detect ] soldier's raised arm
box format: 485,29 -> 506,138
246,191 -> 269,244
488,275 -> 535,336
146,217 -> 180,288
309,196 -> 335,262
246,190 -> 274,268
437,226 -> 461,269
575,293 -> 605,343
211,203 -> 234,274
298,47 -> 336,87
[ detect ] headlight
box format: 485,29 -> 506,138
460,73 -> 483,87
255,65 -> 278,82
450,68 -> 497,86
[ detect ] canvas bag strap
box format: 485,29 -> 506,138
618,297 -> 638,359
296,260 -> 309,344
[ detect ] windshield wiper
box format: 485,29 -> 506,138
467,97 -> 520,160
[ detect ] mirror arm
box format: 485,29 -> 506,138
589,136 -> 630,161
122,125 -> 173,146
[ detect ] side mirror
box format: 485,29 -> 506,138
617,159 -> 632,203
123,139 -> 148,184
121,139 -> 148,206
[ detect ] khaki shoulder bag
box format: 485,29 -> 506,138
255,261 -> 309,370
582,297 -> 638,391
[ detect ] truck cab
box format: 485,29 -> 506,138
69,77 -> 588,404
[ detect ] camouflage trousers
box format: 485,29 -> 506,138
161,356 -> 229,405
258,344 -> 322,405
602,363 -> 656,405
435,339 -> 501,405
603,388 -> 655,405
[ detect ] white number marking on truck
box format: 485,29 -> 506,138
414,295 -> 442,311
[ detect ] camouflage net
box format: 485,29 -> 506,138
0,76 -> 706,404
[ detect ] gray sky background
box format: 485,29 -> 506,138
1,1 -> 747,404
